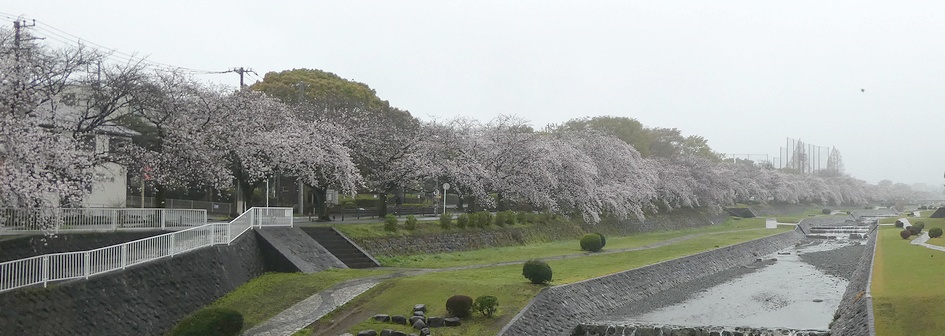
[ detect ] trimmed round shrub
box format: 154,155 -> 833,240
580,233 -> 603,252
501,210 -> 517,225
439,213 -> 452,229
456,213 -> 469,229
494,211 -> 508,227
516,211 -> 529,224
915,222 -> 926,230
384,214 -> 398,232
930,227 -> 944,238
405,215 -> 418,230
594,232 -> 606,248
900,230 -> 912,239
169,308 -> 243,336
446,295 -> 474,318
473,295 -> 499,317
909,226 -> 922,236
522,259 -> 553,284
822,208 -> 831,215
477,211 -> 493,227
895,220 -> 904,228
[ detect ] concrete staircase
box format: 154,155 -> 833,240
301,227 -> 379,269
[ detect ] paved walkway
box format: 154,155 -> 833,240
910,232 -> 945,252
244,227 -> 780,335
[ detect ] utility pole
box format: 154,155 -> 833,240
227,67 -> 257,89
10,19 -> 43,115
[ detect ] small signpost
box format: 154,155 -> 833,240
442,183 -> 450,215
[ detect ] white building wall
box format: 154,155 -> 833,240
83,134 -> 128,207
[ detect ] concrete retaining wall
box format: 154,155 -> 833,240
355,209 -> 729,256
498,229 -> 806,336
0,230 -> 267,336
828,226 -> 878,336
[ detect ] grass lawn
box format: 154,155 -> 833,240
205,269 -> 392,331
377,218 -> 787,268
872,225 -> 945,336
302,227 -> 791,336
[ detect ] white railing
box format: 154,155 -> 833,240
0,207 -> 292,292
0,208 -> 207,234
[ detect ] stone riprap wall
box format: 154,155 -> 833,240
0,231 -> 168,263
355,209 -> 729,257
571,323 -> 828,336
498,229 -> 805,336
0,231 -> 266,336
828,226 -> 878,336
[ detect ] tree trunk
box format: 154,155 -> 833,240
378,192 -> 389,218
311,186 -> 330,221
155,184 -> 166,209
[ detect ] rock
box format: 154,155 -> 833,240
813,299 -> 824,302
409,315 -> 425,325
391,315 -> 408,325
420,328 -> 431,336
380,330 -> 393,336
777,252 -> 790,255
357,331 -> 378,336
444,317 -> 461,326
372,314 -> 391,322
414,304 -> 427,312
427,316 -> 445,327
391,332 -> 407,336
413,310 -> 425,318
413,319 -> 427,330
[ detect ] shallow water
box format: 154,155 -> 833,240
614,240 -> 851,330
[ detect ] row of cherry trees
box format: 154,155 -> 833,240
0,27 -> 925,225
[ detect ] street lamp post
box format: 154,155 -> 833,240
442,183 -> 450,215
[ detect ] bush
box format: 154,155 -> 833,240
930,227 -> 944,238
522,259 -> 553,284
494,211 -> 507,227
439,213 -> 452,229
456,214 -> 469,229
580,233 -> 604,252
822,208 -> 831,215
501,210 -> 516,225
901,230 -> 912,239
595,232 -> 606,248
895,220 -> 904,228
384,214 -> 398,232
446,295 -> 474,318
169,308 -> 243,336
405,215 -> 417,230
477,211 -> 493,227
516,211 -> 529,224
473,295 -> 499,317
914,222 -> 926,231
908,226 -> 922,236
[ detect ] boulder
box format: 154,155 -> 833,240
391,331 -> 407,336
391,315 -> 408,325
427,316 -> 445,327
409,316 -> 425,325
413,319 -> 427,330
444,317 -> 461,326
380,330 -> 393,336
414,304 -> 427,312
357,330 -> 378,336
372,314 -> 391,323
413,310 -> 425,318
419,328 -> 431,336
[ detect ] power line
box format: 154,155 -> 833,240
0,13 -> 228,75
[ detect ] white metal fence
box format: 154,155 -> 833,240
0,208 -> 207,234
0,207 -> 292,292
126,196 -> 232,215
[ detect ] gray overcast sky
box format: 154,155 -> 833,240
6,1 -> 945,187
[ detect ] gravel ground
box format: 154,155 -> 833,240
798,243 -> 866,281
600,238 -> 866,321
